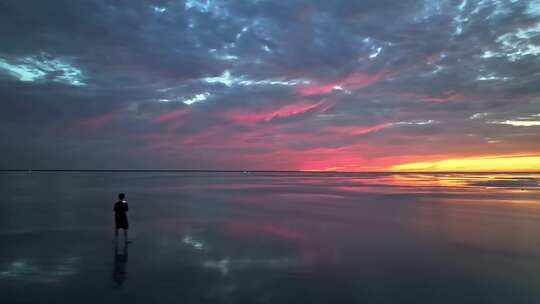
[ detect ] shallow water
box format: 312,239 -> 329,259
1,172 -> 540,303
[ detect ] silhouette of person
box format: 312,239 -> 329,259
113,239 -> 128,287
114,193 -> 129,239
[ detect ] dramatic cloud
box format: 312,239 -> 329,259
0,0 -> 539,170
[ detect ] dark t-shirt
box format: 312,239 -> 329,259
114,201 -> 129,213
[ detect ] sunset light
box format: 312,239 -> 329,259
1,1 -> 539,171
3,1 -> 540,303
391,155 -> 540,172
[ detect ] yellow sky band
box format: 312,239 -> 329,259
391,155 -> 540,172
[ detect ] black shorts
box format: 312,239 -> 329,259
115,214 -> 128,229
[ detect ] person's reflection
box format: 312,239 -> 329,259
113,239 -> 128,287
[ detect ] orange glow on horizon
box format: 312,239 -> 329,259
390,155 -> 540,172
300,154 -> 540,172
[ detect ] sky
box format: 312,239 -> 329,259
1,0 -> 540,171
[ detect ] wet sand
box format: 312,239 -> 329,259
1,172 -> 540,303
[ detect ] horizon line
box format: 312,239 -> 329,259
1,169 -> 539,174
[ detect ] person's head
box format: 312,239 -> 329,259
118,193 -> 125,200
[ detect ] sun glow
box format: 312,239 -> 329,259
391,155 -> 540,172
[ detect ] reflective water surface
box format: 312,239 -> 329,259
1,172 -> 540,303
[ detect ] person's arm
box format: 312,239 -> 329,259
125,203 -> 129,212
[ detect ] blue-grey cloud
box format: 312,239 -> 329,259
1,0 -> 539,169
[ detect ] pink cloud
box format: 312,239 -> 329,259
153,108 -> 190,123
72,111 -> 120,131
298,70 -> 386,96
324,123 -> 392,136
401,91 -> 466,103
224,99 -> 335,124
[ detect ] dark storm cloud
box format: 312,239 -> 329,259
0,0 -> 539,169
